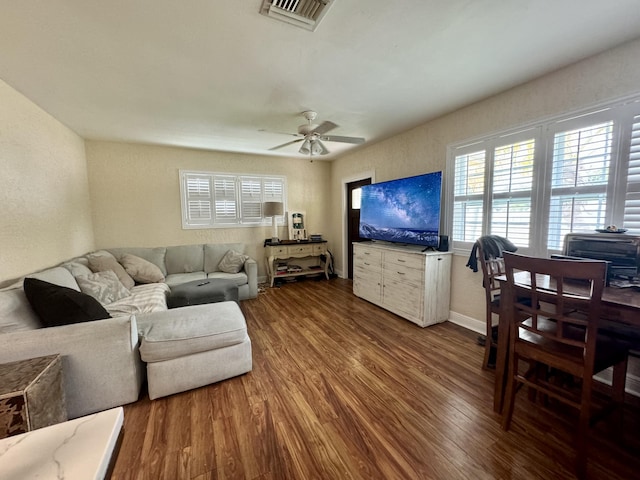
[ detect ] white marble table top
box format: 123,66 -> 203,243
0,406 -> 124,479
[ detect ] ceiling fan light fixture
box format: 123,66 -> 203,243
311,138 -> 327,155
270,110 -> 364,157
299,138 -> 311,155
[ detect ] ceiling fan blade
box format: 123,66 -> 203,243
269,138 -> 304,151
313,121 -> 338,135
319,134 -> 365,144
259,128 -> 302,137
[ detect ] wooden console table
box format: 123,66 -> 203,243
265,240 -> 330,287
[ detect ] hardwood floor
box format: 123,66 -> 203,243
111,278 -> 640,479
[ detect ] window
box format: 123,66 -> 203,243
447,96 -> 640,256
546,121 -> 613,250
180,171 -> 286,228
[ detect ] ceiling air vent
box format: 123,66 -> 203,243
260,0 -> 334,32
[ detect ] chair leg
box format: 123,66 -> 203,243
483,341 -> 493,369
575,374 -> 594,480
501,350 -> 519,430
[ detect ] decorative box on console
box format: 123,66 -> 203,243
0,355 -> 67,438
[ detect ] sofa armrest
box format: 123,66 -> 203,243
0,315 -> 144,419
243,257 -> 258,299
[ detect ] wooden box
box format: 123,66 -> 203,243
0,354 -> 67,438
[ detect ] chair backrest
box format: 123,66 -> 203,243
502,252 -> 607,373
477,243 -> 506,306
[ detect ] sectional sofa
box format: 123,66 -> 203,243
0,243 -> 258,419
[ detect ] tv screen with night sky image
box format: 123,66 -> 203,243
359,171 -> 442,248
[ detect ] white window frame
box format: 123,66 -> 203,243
180,170 -> 287,229
445,95 -> 640,257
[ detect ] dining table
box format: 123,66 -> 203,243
493,272 -> 640,413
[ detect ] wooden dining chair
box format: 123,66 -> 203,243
500,252 -> 628,479
477,243 -> 506,369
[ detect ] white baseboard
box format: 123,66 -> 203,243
448,311 -> 485,335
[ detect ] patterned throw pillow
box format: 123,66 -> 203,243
76,270 -> 131,305
217,249 -> 249,274
120,254 -> 165,284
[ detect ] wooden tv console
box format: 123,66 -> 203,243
353,242 -> 452,327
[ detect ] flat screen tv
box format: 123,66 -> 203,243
359,171 -> 442,248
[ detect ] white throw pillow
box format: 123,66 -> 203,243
217,250 -> 249,274
76,270 -> 131,305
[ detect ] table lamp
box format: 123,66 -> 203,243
263,201 -> 283,244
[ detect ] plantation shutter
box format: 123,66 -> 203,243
213,175 -> 238,223
184,174 -> 213,226
547,121 -> 613,250
623,114 -> 640,233
263,177 -> 285,203
490,139 -> 535,247
239,177 -> 263,223
452,149 -> 485,243
181,171 -> 287,228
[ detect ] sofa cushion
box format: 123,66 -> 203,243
88,253 -> 135,290
207,271 -> 248,287
165,272 -> 207,287
120,254 -> 165,284
138,301 -> 248,363
27,266 -> 80,291
217,249 -> 249,274
204,243 -> 245,273
165,245 -> 205,275
61,259 -> 93,278
108,247 -> 167,276
23,278 -> 111,327
76,271 -> 131,305
0,288 -> 42,333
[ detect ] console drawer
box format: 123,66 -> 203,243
383,262 -> 423,285
288,244 -> 314,255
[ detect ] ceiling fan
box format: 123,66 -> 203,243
268,111 -> 365,156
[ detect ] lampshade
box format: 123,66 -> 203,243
299,138 -> 311,155
299,138 -> 329,156
312,139 -> 329,155
263,201 -> 283,216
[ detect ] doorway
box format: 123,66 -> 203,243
346,177 -> 372,279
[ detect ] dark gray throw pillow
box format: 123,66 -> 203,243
23,277 -> 111,327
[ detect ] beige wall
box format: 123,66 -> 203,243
3,37 -> 640,323
331,38 -> 640,330
0,79 -> 94,286
85,141 -> 331,277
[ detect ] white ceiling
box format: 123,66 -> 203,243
2,1 -> 640,160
